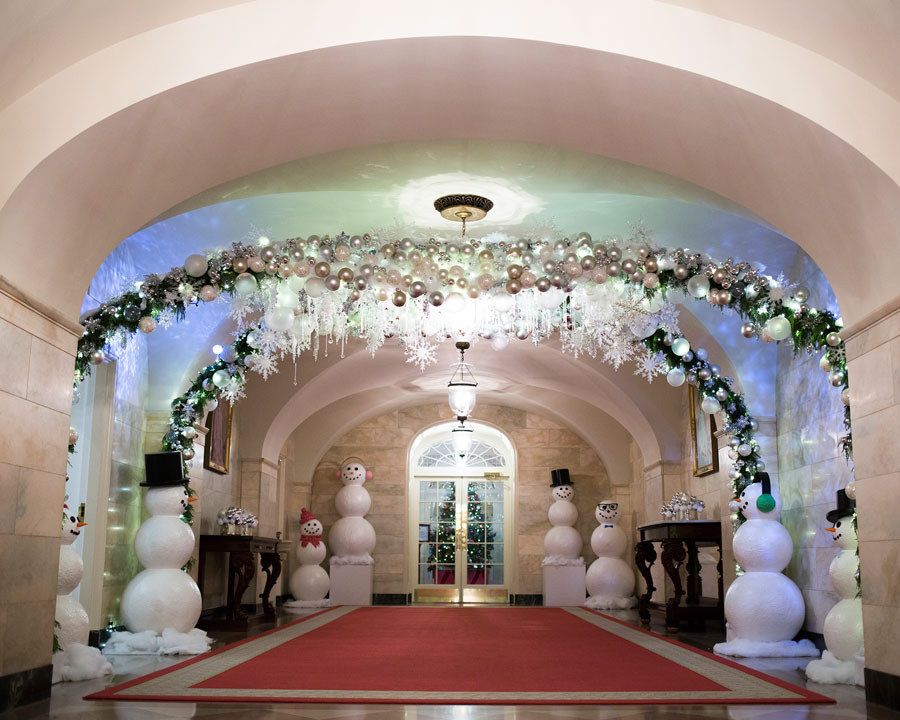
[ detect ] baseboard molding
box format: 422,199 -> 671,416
511,594 -> 543,606
0,664 -> 52,712
866,667 -> 900,711
373,593 -> 410,605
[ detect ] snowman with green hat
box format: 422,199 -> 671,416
714,472 -> 817,657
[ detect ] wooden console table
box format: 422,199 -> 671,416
635,520 -> 724,632
198,534 -> 289,629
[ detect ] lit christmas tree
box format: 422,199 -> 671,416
428,484 -> 495,583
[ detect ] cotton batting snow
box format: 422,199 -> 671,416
806,650 -> 862,685
283,598 -> 332,612
584,594 -> 638,609
713,637 -> 819,657
52,643 -> 113,683
541,555 -> 585,566
329,554 -> 374,566
102,627 -> 212,655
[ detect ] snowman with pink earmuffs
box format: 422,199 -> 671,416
328,457 -> 376,564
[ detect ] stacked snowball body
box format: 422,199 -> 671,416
542,469 -> 583,565
329,458 -> 376,563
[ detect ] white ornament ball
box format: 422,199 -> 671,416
701,396 -> 721,414
135,517 -> 195,569
543,525 -> 582,558
671,337 -> 691,356
823,598 -> 863,660
138,316 -> 157,334
234,273 -> 258,296
548,501 -> 578,527
591,524 -> 628,557
184,254 -> 209,277
68,427 -> 79,445
765,315 -> 792,341
329,517 -> 376,556
686,274 -> 710,298
305,277 -> 326,297
212,369 -> 231,388
120,568 -> 202,633
335,485 -> 372,517
289,565 -> 330,601
55,595 -> 90,649
666,368 -> 686,387
724,572 -> 805,643
586,557 -> 635,598
843,480 -> 856,500
265,306 -> 294,332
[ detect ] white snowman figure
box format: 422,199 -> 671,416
120,452 -> 202,634
288,508 -> 330,602
329,458 -> 376,562
542,469 -> 583,565
806,488 -> 864,684
56,511 -> 90,649
714,473 -> 817,657
585,501 -> 637,609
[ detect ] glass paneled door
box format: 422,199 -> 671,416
414,476 -> 509,603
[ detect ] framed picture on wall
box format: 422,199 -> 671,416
204,401 -> 233,474
689,385 -> 719,476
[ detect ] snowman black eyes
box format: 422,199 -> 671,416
836,521 -> 842,528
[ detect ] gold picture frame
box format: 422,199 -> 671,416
689,385 -> 719,476
204,401 -> 233,474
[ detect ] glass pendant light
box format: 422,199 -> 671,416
447,341 -> 477,418
451,419 -> 474,459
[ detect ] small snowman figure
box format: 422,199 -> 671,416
329,458 -> 376,563
542,469 -> 583,565
714,473 -> 817,657
806,488 -> 864,684
585,501 -> 636,609
120,452 -> 202,634
56,511 -> 90,650
288,508 -> 330,603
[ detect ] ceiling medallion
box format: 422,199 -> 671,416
433,194 -> 493,235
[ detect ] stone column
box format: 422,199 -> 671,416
0,286 -> 79,710
844,305 -> 900,709
240,457 -> 281,603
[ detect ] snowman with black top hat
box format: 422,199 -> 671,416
805,488 -> 864,684
542,469 -> 583,565
119,452 -> 202,634
714,472 -> 817,657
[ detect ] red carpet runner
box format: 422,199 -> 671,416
87,606 -> 834,705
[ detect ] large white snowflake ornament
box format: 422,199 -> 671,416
404,337 -> 438,371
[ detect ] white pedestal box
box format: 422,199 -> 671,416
542,565 -> 586,606
329,564 -> 373,605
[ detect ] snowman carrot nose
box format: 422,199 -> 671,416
826,527 -> 836,532
188,497 -> 198,502
76,521 -> 88,527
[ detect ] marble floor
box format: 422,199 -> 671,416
3,609 -> 898,720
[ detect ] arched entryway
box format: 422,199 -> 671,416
408,421 -> 516,603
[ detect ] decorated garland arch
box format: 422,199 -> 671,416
73,229 -> 850,532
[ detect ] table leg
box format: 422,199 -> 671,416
634,540 -> 657,625
661,539 -> 686,632
685,540 -> 701,604
259,551 -> 282,616
716,542 -> 725,629
228,550 -> 255,621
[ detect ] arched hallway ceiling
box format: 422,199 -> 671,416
1,3 -> 898,328
94,139 -> 798,432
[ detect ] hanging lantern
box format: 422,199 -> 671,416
451,420 -> 474,459
447,341 -> 478,418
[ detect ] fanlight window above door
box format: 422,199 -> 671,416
417,439 -> 506,468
